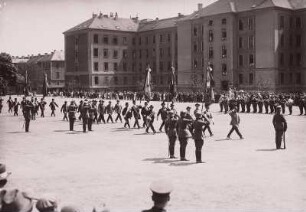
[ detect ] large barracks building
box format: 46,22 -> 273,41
64,0 -> 306,92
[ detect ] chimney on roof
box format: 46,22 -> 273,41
198,3 -> 203,11
178,13 -> 183,17
110,12 -> 113,18
98,12 -> 103,18
155,17 -> 159,21
114,12 -> 118,20
92,13 -> 97,18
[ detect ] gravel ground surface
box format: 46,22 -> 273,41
1,95 -> 306,212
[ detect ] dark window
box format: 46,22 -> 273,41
201,41 -> 204,52
194,59 -> 198,68
194,43 -> 198,52
239,74 -> 243,84
280,34 -> 284,47
296,73 -> 301,84
289,17 -> 293,28
132,37 -> 136,45
124,77 -> 128,85
175,33 -> 178,41
56,72 -> 60,79
132,50 -> 136,59
152,48 -> 156,56
123,37 -> 127,45
138,37 -> 142,45
146,49 -> 149,58
123,62 -> 127,72
114,77 -> 118,85
94,62 -> 99,71
209,30 -> 214,42
239,37 -> 243,49
249,35 -> 254,49
280,53 -> 284,66
160,76 -> 164,85
201,25 -> 204,35
103,49 -> 108,58
296,34 -> 302,47
289,54 -> 294,66
167,34 -> 171,42
279,16 -> 284,29
249,54 -> 254,65
239,19 -> 243,30
103,36 -> 109,44
113,36 -> 118,45
248,18 -> 254,30
93,34 -> 99,44
194,27 -> 198,36
208,20 -> 213,26
280,73 -> 284,84
132,63 -> 136,72
153,35 -> 156,44
289,34 -> 293,47
168,47 -> 171,57
113,50 -> 118,58
289,73 -> 293,83
75,37 -> 79,45
209,47 -> 214,59
222,18 -> 227,25
222,45 -> 227,58
239,55 -> 243,66
160,34 -> 163,42
139,50 -> 142,59
296,17 -> 301,28
222,63 -> 227,76
296,53 -> 302,66
93,48 -> 99,57
114,63 -> 118,71
104,62 -> 108,71
123,50 -> 127,58
139,63 -> 142,72
159,48 -> 163,58
249,73 -> 253,85
94,76 -> 99,85
221,29 -> 227,40
160,62 -> 163,71
146,36 -> 149,44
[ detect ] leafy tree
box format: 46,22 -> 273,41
0,52 -> 18,86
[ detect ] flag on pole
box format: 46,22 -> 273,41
206,63 -> 215,102
143,65 -> 152,100
42,73 -> 48,97
169,64 -> 177,98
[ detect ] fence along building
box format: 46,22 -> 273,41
64,0 -> 306,92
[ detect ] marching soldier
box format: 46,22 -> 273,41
194,103 -> 201,117
272,106 -> 287,149
269,96 -> 275,114
142,179 -> 173,212
77,100 -> 84,120
105,101 -> 114,123
114,100 -> 123,123
157,102 -> 168,132
61,101 -> 68,121
141,101 -> 149,127
165,110 -> 178,159
226,107 -> 243,139
240,95 -> 246,113
0,97 -> 3,114
88,102 -> 96,131
192,112 -> 208,163
13,98 -> 20,116
263,95 -> 269,114
203,104 -> 214,137
67,101 -> 77,131
80,100 -> 90,132
246,95 -> 251,113
38,98 -> 47,117
251,95 -> 258,113
23,100 -> 33,132
286,96 -> 294,115
146,105 -> 156,134
97,100 -> 106,124
7,96 -> 13,113
49,99 -> 59,117
122,102 -> 132,128
177,111 -> 193,161
131,100 -> 141,129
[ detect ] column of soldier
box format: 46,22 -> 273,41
0,163 -> 174,212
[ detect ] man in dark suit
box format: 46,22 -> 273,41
272,106 -> 287,149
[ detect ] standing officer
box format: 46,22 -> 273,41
192,112 -> 208,163
61,101 -> 68,121
122,102 -> 132,128
177,111 -> 193,161
258,95 -> 264,113
67,101 -> 77,131
39,98 -> 47,117
157,102 -> 168,132
7,96 -> 13,113
142,179 -> 173,212
203,104 -> 214,137
49,99 -> 59,117
146,105 -> 156,134
114,100 -> 123,123
131,100 -> 141,129
106,101 -> 114,123
165,110 -> 178,159
226,107 -> 243,139
193,103 -> 201,117
13,98 -> 20,116
23,100 -> 33,132
88,102 -> 96,131
272,106 -> 287,149
286,96 -> 294,115
141,101 -> 149,127
80,100 -> 90,132
97,100 -> 106,124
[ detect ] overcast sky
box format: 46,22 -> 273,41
0,0 -> 217,57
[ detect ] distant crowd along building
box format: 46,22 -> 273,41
64,0 -> 306,92
12,50 -> 65,93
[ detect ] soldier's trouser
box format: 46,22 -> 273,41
88,118 -> 93,131
159,120 -> 166,131
41,110 -> 45,117
252,103 -> 257,113
241,103 -> 245,112
124,117 -> 130,128
115,114 -> 122,122
69,118 -> 75,131
281,105 -> 285,114
146,121 -> 156,133
237,103 -> 240,112
304,106 -> 306,115
133,118 -> 140,128
107,114 -> 114,123
246,104 -> 251,113
224,105 -> 228,113
14,110 -> 18,116
270,105 -> 274,113
219,103 -> 223,112
25,119 -> 30,132
51,110 -> 55,117
227,125 -> 243,138
0,106 -> 2,113
83,118 -> 88,132
63,112 -> 68,120
142,116 -> 147,127
98,113 -> 105,123
288,106 -> 292,115
258,104 -> 263,113
275,130 -> 284,149
168,136 -> 176,157
203,124 -> 213,136
179,138 -> 188,159
194,139 -> 204,162
264,105 -> 269,113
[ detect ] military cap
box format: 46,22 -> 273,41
195,103 -> 200,107
150,179 -> 173,197
149,105 -> 154,109
64,101 -> 67,103
125,102 -> 129,106
186,106 -> 191,110
144,101 -> 149,105
0,163 -> 10,180
276,105 -> 282,110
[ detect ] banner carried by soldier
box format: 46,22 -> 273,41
206,63 -> 215,102
169,64 -> 177,100
143,65 -> 152,100
42,73 -> 48,97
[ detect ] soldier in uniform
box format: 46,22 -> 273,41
146,105 -> 156,134
269,96 -> 275,114
192,112 -> 208,163
279,95 -> 286,114
193,103 -> 201,117
141,101 -> 149,127
257,95 -> 264,113
157,102 -> 168,132
6,96 -> 13,113
177,111 -> 193,161
131,100 -> 141,129
223,96 -> 229,114
240,94 -> 246,113
203,104 -> 214,137
80,100 -> 90,132
88,102 -> 96,131
246,95 -> 251,113
0,97 -> 3,114
49,98 -> 59,117
77,100 -> 83,120
23,100 -> 33,132
13,98 -> 20,116
38,98 -> 47,117
286,95 -> 294,115
105,101 -> 114,123
61,101 -> 68,121
272,106 -> 287,149
0,163 -> 11,189
165,110 -> 178,159
218,94 -> 224,112
122,102 -> 132,128
97,100 -> 106,124
251,95 -> 258,113
226,107 -> 243,139
263,95 -> 269,114
114,100 -> 123,123
67,101 -> 77,131
142,179 -> 173,212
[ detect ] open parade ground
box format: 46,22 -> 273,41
1,96 -> 306,212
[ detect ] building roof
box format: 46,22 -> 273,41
20,51 -> 64,64
51,50 -> 65,61
181,0 -> 306,21
64,14 -> 139,34
12,58 -> 29,64
138,16 -> 185,32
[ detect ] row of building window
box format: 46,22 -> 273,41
206,46 -> 228,59
238,73 -> 254,85
206,29 -> 227,42
239,36 -> 254,49
239,54 -> 255,67
279,73 -> 302,84
279,16 -> 302,29
279,53 -> 302,66
279,34 -> 302,48
238,18 -> 254,31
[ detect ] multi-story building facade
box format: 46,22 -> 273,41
13,50 -> 65,92
64,0 -> 306,92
